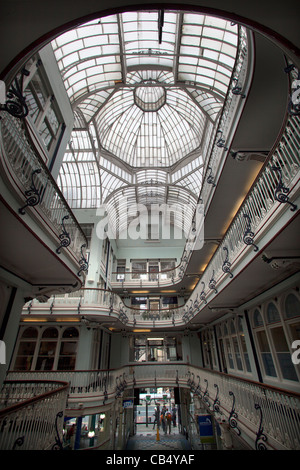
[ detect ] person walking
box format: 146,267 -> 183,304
166,410 -> 172,434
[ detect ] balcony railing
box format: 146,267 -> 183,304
23,287 -> 186,327
184,112 -> 300,319
0,111 -> 88,268
6,363 -> 300,450
0,379 -> 69,450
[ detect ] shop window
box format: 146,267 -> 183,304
57,327 -> 79,370
270,326 -> 298,381
36,327 -> 58,370
14,327 -> 38,371
132,261 -> 147,279
256,330 -> 277,377
238,318 -> 251,372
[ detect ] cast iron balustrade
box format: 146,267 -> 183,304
0,111 -> 87,266
185,112 -> 300,320
6,364 -> 300,450
0,379 -> 69,450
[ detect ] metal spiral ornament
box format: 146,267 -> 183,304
0,68 -> 30,119
222,246 -> 234,278
243,213 -> 259,252
228,391 -> 241,435
78,244 -> 89,276
271,166 -> 297,211
18,169 -> 42,214
56,215 -> 71,253
51,411 -> 64,450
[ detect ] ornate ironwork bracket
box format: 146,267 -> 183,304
271,166 -> 297,211
232,77 -> 246,98
18,168 -> 42,214
228,391 -> 241,435
194,375 -> 202,398
77,244 -> 89,276
243,213 -> 259,252
200,282 -> 207,304
222,246 -> 234,278
216,130 -> 228,150
203,379 -> 210,407
12,436 -> 25,450
56,215 -> 71,254
0,68 -> 30,119
209,270 -> 218,294
254,403 -> 268,450
213,384 -> 223,415
51,411 -> 64,450
206,166 -> 216,186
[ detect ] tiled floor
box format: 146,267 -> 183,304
126,425 -> 191,451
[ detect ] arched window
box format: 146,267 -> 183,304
58,327 -> 79,370
285,293 -> 300,319
36,327 -> 58,370
252,295 -> 299,383
266,302 -> 280,324
14,327 -> 38,370
253,309 -> 263,327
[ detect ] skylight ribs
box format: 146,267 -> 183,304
52,11 -> 240,213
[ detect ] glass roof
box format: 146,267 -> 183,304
53,10 -> 240,235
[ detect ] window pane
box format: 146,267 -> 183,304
36,341 -> 56,370
21,327 -> 38,339
14,341 -> 36,370
266,302 -> 280,323
257,330 -> 277,377
271,326 -> 298,381
285,294 -> 300,319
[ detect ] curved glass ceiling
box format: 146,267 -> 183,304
53,10 -> 240,233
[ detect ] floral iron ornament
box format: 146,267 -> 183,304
0,68 -> 30,119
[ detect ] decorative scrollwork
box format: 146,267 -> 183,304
271,166 -> 297,211
213,384 -> 222,414
56,215 -> 71,254
51,411 -> 64,450
12,436 -> 25,450
254,403 -> 268,450
203,379 -> 210,407
77,244 -> 89,276
0,68 -> 30,119
194,375 -> 202,398
215,130 -> 228,150
200,282 -> 207,304
209,270 -> 218,294
206,166 -> 216,186
222,246 -> 234,278
18,168 -> 42,214
228,391 -> 241,435
243,213 -> 259,252
232,77 -> 246,98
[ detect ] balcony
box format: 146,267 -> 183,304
0,109 -> 88,299
5,363 -> 300,450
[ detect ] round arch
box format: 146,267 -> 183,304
1,1 -> 299,83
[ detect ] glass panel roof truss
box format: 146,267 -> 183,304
53,10 -> 241,215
